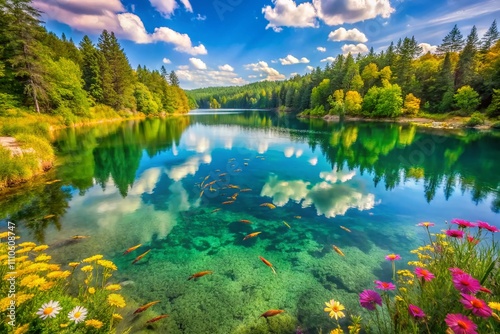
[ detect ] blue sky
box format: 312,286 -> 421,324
34,0 -> 500,89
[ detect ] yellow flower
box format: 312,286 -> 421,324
81,265 -> 93,273
60,323 -> 69,328
348,324 -> 361,334
16,294 -> 35,305
39,281 -> 55,291
0,254 -> 8,261
32,245 -> 49,252
85,319 -> 103,329
324,299 -> 345,320
107,294 -> 126,308
14,324 -> 29,334
407,261 -> 426,267
34,254 -> 51,262
82,255 -> 104,263
97,259 -> 117,271
330,329 -> 344,334
47,271 -> 71,279
0,232 -> 9,239
105,284 -> 122,291
489,302 -> 500,312
19,242 -> 37,248
20,275 -> 40,287
48,264 -> 60,271
399,288 -> 407,293
16,247 -> 32,254
16,255 -> 29,263
397,270 -> 414,278
395,296 -> 404,302
112,313 -> 123,320
492,313 -> 500,323
0,297 -> 11,312
417,254 -> 432,260
69,262 -> 80,268
88,287 -> 96,294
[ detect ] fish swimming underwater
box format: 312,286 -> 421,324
260,203 -> 276,209
188,270 -> 213,280
340,226 -> 351,233
283,221 -> 291,229
259,256 -> 277,275
332,245 -> 345,257
243,231 -> 262,240
133,301 -> 160,314
260,309 -> 284,318
123,244 -> 142,255
239,219 -> 252,224
145,315 -> 169,323
132,249 -> 151,264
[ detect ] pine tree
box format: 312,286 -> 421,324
481,20 -> 499,53
169,70 -> 180,87
455,26 -> 478,88
79,35 -> 103,102
435,53 -> 454,112
437,25 -> 464,54
394,36 -> 422,94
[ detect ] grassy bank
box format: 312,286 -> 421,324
0,106 -> 145,190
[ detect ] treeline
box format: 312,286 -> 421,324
0,0 -> 191,122
190,21 -> 500,120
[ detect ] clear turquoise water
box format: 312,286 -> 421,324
1,110 -> 499,333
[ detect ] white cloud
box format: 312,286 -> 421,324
341,43 -> 369,55
279,54 -> 310,65
176,69 -> 248,88
419,43 -> 437,54
162,58 -> 172,64
166,155 -> 210,181
178,65 -> 189,70
321,56 -> 335,62
244,61 -> 286,81
189,57 -> 207,70
149,0 -> 193,18
193,13 -> 206,21
218,64 -> 234,72
290,72 -> 299,77
313,0 -> 394,26
328,27 -> 368,42
309,157 -> 318,166
306,65 -> 314,71
33,0 -> 206,55
262,0 -> 317,32
317,46 -> 326,52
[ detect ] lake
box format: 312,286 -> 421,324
1,110 -> 499,333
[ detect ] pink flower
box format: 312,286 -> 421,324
460,294 -> 492,318
452,273 -> 481,294
445,313 -> 478,334
408,304 -> 426,319
466,235 -> 479,245
385,254 -> 401,261
451,219 -> 476,228
374,281 -> 396,291
359,289 -> 382,311
414,267 -> 435,281
449,267 -> 466,276
446,229 -> 464,238
476,221 -> 499,233
417,222 -> 435,228
479,286 -> 492,294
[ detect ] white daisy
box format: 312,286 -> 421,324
68,305 -> 88,323
36,300 -> 62,320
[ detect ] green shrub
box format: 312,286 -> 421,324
491,121 -> 500,129
463,112 -> 485,127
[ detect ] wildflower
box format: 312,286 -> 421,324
324,299 -> 345,320
414,267 -> 435,281
60,323 -> 69,328
104,284 -> 122,291
112,313 -> 123,320
68,306 -> 88,323
13,324 -> 29,334
466,236 -> 479,245
359,290 -> 382,311
48,264 -> 60,271
36,300 -> 62,320
408,261 -> 426,267
445,313 -> 477,334
39,281 -> 55,291
20,275 -> 46,288
97,259 -> 117,271
19,242 -> 37,248
16,293 -> 35,306
47,271 -> 71,279
408,304 -> 426,319
85,319 -> 103,329
374,281 -> 396,291
395,296 -> 404,302
88,287 -> 95,294
330,329 -> 344,334
479,286 -> 492,294
16,247 -> 32,254
445,230 -> 464,238
489,302 -> 500,311
69,262 -> 80,268
0,231 -> 9,239
82,255 -> 104,263
476,221 -> 499,233
32,245 -> 49,252
417,222 -> 434,227
449,268 -> 466,276
452,273 -> 481,294
81,265 -> 93,273
385,254 -> 401,261
460,294 -> 492,318
34,254 -> 51,262
451,219 -> 476,228
397,270 -> 414,278
107,294 -> 126,308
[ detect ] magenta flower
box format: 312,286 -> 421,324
374,280 -> 396,291
385,254 -> 401,261
452,273 -> 481,294
414,267 -> 435,282
479,286 -> 492,294
408,304 -> 426,319
460,294 -> 492,318
446,229 -> 464,238
476,221 -> 499,233
451,219 -> 476,228
445,313 -> 478,334
417,222 -> 435,228
449,267 -> 466,276
359,289 -> 382,311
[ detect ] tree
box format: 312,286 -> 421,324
169,70 -> 180,87
310,78 -> 331,110
403,93 -> 421,115
209,97 -> 220,109
455,26 -> 478,88
79,35 -> 103,102
454,85 -> 479,115
361,63 -> 379,92
486,88 -> 500,117
435,53 -> 455,113
437,25 -> 464,54
362,83 -> 402,117
327,89 -> 344,115
481,20 -> 499,53
394,36 -> 422,94
344,90 -> 363,115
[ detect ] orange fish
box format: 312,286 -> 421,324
123,243 -> 142,255
231,193 -> 239,200
260,309 -> 284,318
222,200 -> 234,205
239,219 -> 252,224
133,301 -> 160,314
243,232 -> 262,240
340,226 -> 351,233
132,249 -> 151,264
146,314 -> 169,323
204,180 -> 216,188
260,203 -> 276,209
332,245 -> 345,257
228,185 -> 240,189
43,214 -> 55,219
240,188 -> 252,192
188,270 -> 213,280
211,208 -> 221,213
259,256 -> 277,275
